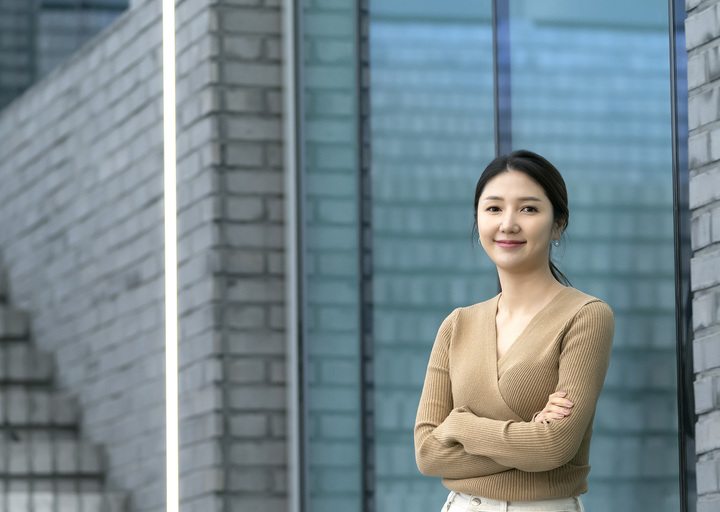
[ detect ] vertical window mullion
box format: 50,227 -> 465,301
668,1 -> 694,511
492,0 -> 512,157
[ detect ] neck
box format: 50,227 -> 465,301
496,267 -> 566,316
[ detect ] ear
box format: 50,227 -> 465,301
551,218 -> 565,240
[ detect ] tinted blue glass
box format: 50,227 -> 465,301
508,1 -> 679,510
300,1 -> 362,511
0,0 -> 128,109
369,2 -> 495,510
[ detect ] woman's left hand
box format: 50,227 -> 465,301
533,391 -> 574,423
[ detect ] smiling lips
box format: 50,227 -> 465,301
495,240 -> 526,248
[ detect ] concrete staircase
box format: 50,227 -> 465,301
0,277 -> 126,511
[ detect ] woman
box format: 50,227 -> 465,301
414,150 -> 614,512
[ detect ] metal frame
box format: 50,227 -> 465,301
355,0 -> 375,511
492,0 -> 512,157
285,1 -> 310,512
668,1 -> 695,511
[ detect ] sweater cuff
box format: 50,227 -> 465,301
432,406 -> 470,446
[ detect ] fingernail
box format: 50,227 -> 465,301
567,401 -> 573,406
558,392 -> 567,397
557,413 -> 564,418
563,409 -> 570,414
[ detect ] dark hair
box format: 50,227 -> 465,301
472,149 -> 571,286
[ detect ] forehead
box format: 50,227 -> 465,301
481,170 -> 548,199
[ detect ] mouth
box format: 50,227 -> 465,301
495,240 -> 526,248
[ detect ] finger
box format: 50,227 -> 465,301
549,396 -> 574,408
546,405 -> 572,417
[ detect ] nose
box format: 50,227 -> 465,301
499,211 -> 518,233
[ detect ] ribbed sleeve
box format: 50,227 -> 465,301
433,301 -> 614,472
414,308 -> 512,479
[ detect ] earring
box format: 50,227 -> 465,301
478,236 -> 481,243
553,240 -> 559,247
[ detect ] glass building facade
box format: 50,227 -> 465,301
0,0 -> 127,110
296,1 -> 691,512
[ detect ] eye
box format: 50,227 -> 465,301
521,206 -> 538,213
486,206 -> 501,212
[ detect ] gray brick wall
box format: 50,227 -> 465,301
687,1 -> 720,511
214,1 -> 286,510
0,1 -> 166,510
0,0 -> 287,510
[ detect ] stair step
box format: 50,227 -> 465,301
0,488 -> 125,512
0,439 -> 104,476
0,342 -> 53,383
0,305 -> 29,340
0,387 -> 78,426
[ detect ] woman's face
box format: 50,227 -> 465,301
477,170 -> 562,276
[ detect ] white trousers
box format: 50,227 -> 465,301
442,491 -> 585,512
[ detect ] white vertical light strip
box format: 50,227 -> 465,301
162,0 -> 179,511
282,0 -> 301,511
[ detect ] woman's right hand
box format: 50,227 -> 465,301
533,391 -> 574,423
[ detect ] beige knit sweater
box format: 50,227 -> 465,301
414,286 -> 614,500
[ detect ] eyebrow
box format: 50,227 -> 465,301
482,196 -> 543,201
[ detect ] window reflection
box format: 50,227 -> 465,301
508,2 -> 679,510
370,3 -> 495,510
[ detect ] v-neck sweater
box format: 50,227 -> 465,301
414,286 -> 614,500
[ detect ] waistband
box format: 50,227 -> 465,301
446,491 -> 584,512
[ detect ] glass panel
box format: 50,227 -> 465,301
300,1 -> 362,511
0,0 -> 128,110
369,1 -> 495,510
508,1 -> 679,510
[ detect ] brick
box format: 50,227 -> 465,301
689,87 -> 720,131
229,385 -> 285,410
698,458 -> 720,494
229,468 -> 272,491
229,359 -> 266,382
226,88 -> 266,113
694,292 -> 717,330
224,35 -> 263,59
227,196 -> 265,221
710,128 -> 720,163
713,206 -> 720,242
687,0 -> 703,12
227,117 -> 281,140
230,440 -> 286,465
226,141 -> 265,168
691,250 -> 720,290
227,305 -> 267,329
225,224 -> 284,249
696,378 -> 715,414
697,414 -> 720,454
226,250 -> 265,274
229,413 -> 268,437
690,131 -> 711,169
698,497 -> 720,512
686,4 -> 720,51
265,37 -> 281,61
221,8 -> 280,34
693,211 -> 713,250
228,332 -> 285,356
709,44 -> 720,82
224,0 -> 263,5
225,62 -> 281,87
695,332 -> 720,372
226,277 -> 284,302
